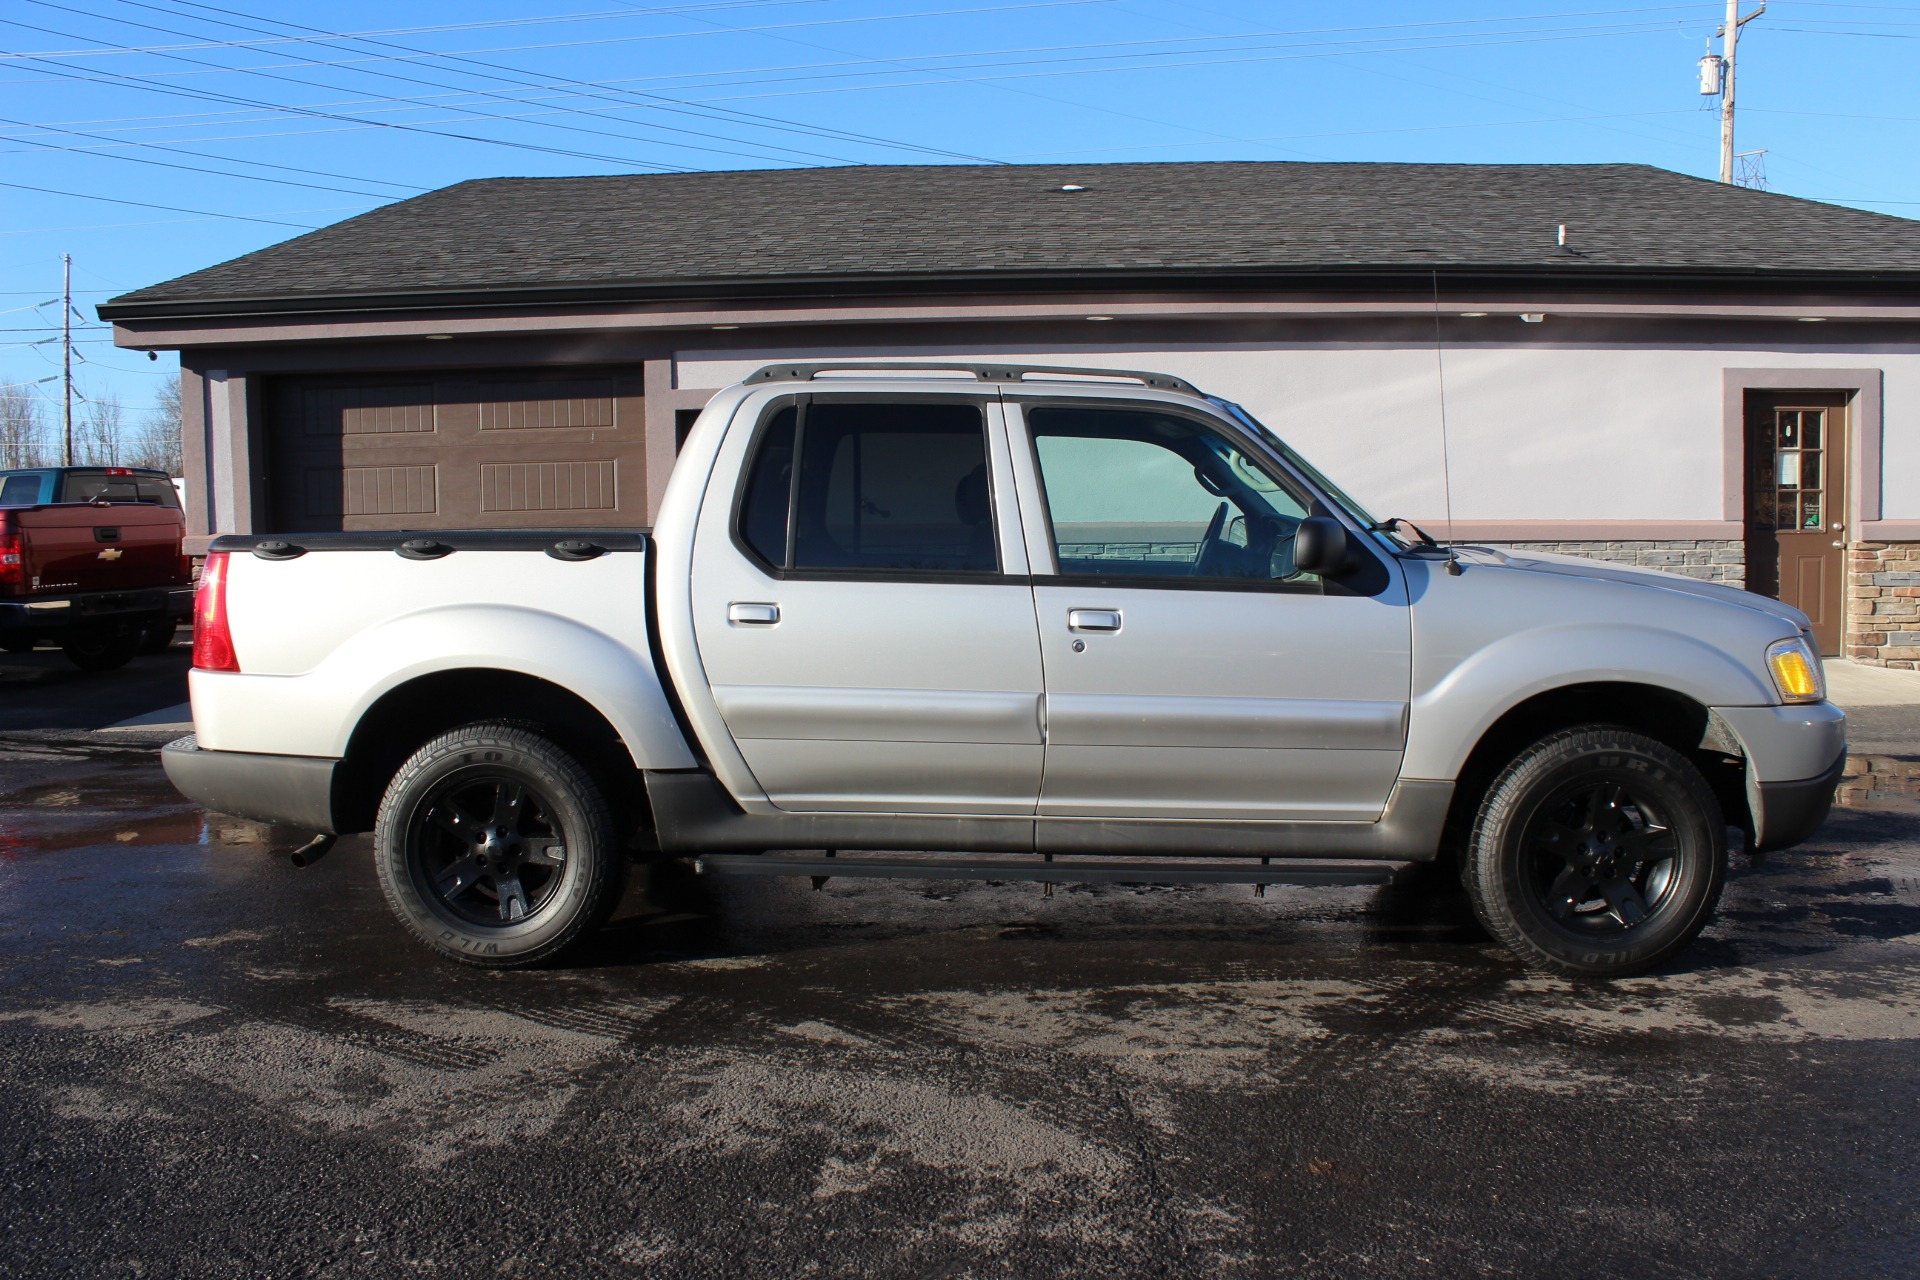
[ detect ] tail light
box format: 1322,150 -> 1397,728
0,530 -> 21,595
191,551 -> 238,672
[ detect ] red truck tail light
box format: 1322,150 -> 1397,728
0,530 -> 21,594
191,551 -> 238,672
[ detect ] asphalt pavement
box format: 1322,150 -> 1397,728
1,650 -> 1918,1278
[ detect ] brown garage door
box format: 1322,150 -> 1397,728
266,368 -> 647,532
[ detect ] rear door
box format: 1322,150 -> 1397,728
1010,398 -> 1412,822
688,393 -> 1044,815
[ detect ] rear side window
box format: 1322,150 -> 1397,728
0,475 -> 42,505
738,401 -> 996,574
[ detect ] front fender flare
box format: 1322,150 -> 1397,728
1403,623 -> 1777,781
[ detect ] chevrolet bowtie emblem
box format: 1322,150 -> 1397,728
97,547 -> 123,561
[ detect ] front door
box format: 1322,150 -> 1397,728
1011,400 -> 1412,822
1746,393 -> 1849,654
689,395 -> 1045,815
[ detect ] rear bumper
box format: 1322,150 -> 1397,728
161,734 -> 339,833
1752,750 -> 1845,853
0,585 -> 191,635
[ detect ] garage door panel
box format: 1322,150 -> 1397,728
268,369 -> 647,532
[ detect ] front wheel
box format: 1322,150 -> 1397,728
374,723 -> 628,968
1463,726 -> 1727,979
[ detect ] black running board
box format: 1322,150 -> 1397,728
695,852 -> 1403,887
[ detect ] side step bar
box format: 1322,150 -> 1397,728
694,853 -> 1403,888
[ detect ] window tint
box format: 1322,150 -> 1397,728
738,401 -> 995,573
0,475 -> 42,505
739,407 -> 796,566
135,479 -> 180,507
60,473 -> 140,503
1028,406 -> 1314,583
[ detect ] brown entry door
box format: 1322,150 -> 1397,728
1746,392 -> 1849,654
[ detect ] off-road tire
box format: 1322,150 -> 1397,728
61,626 -> 141,671
1463,725 -> 1726,979
374,723 -> 628,968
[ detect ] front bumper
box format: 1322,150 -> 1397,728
1713,702 -> 1848,853
0,585 -> 192,636
1752,751 -> 1845,853
161,734 -> 340,833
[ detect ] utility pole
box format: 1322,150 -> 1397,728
1717,0 -> 1765,183
60,252 -> 72,466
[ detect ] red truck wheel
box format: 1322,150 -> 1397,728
60,627 -> 142,671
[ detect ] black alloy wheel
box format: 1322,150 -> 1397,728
374,723 -> 627,967
412,776 -> 570,927
1526,777 -> 1681,932
1464,726 -> 1727,978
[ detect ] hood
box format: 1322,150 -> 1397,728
1445,545 -> 1812,632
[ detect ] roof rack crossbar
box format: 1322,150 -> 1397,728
743,362 -> 1201,397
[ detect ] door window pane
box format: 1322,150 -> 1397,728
733,401 -> 999,573
793,403 -> 993,572
739,407 -> 796,567
1028,407 -> 1313,582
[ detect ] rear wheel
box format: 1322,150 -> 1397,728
136,621 -> 179,655
1463,726 -> 1726,979
374,723 -> 628,968
61,626 -> 141,671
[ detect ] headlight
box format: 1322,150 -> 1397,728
1765,635 -> 1826,704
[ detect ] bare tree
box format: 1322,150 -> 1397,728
75,393 -> 127,466
0,385 -> 50,468
123,373 -> 184,474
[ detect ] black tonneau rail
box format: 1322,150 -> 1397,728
209,528 -> 649,561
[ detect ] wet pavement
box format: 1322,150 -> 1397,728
3,739 -> 1920,1279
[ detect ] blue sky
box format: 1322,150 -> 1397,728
4,0 -> 1917,426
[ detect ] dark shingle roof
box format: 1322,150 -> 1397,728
101,161 -> 1920,318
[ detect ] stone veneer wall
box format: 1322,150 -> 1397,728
1846,541 -> 1920,669
1493,540 -> 1746,588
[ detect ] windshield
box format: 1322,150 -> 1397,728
1206,397 -> 1409,550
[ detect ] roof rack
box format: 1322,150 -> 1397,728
742,362 -> 1202,398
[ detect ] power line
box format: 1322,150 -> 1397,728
0,116 -> 419,198
43,0 -> 866,168
149,0 -> 1003,164
0,178 -> 321,227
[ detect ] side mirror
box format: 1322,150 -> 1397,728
1293,516 -> 1349,577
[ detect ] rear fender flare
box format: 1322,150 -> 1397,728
319,604 -> 695,769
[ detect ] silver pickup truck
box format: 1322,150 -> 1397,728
163,364 -> 1845,978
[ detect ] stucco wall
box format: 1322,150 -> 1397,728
678,339 -> 1920,526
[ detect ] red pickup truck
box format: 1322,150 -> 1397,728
0,466 -> 193,669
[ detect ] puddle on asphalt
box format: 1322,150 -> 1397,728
0,761 -> 272,860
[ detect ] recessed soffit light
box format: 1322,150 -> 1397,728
712,324 -> 740,330
1085,315 -> 1114,321
1458,311 -> 1489,318
1798,316 -> 1828,322
424,333 -> 453,340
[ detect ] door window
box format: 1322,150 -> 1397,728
738,401 -> 997,573
1749,408 -> 1828,531
1028,406 -> 1315,582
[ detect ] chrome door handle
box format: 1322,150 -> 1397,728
728,602 -> 780,625
1067,608 -> 1122,632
